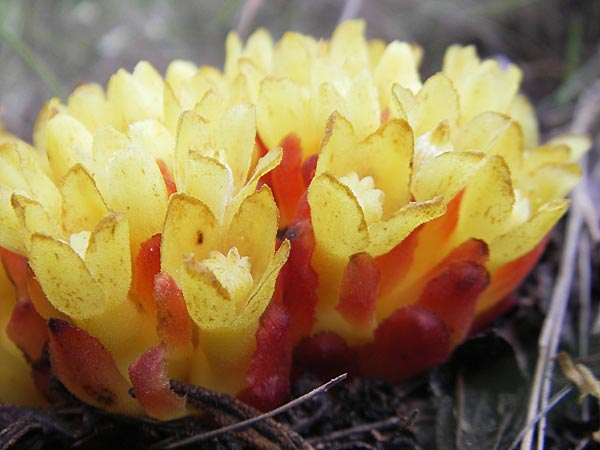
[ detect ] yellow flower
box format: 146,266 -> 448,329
0,59 -> 287,415
0,20 -> 589,416
161,187 -> 289,394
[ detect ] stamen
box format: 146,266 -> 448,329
201,247 -> 254,307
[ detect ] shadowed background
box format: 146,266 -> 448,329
1,0 -> 599,141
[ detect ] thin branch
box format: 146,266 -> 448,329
338,0 -> 364,23
578,231 -> 592,421
508,386 -> 573,450
236,0 -> 263,39
164,373 -> 347,449
539,187 -> 582,450
519,76 -> 600,450
307,414 -> 413,446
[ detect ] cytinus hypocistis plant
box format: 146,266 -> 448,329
0,20 -> 589,418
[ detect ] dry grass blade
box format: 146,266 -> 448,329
577,231 -> 592,421
520,81 -> 600,450
307,411 -> 417,447
519,184 -> 583,450
508,386 -> 573,450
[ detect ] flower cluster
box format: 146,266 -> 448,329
0,21 -> 588,418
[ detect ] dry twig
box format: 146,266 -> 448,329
519,80 -> 600,450
156,373 -> 347,449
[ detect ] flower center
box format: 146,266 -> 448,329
201,247 -> 254,307
339,172 -> 384,224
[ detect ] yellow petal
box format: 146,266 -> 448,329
33,98 -> 66,155
227,186 -> 278,280
464,63 -> 521,120
182,256 -> 233,328
127,119 -> 175,165
368,39 -> 386,69
67,83 -> 114,133
29,234 -> 105,319
358,119 -> 414,213
16,143 -> 62,222
106,61 -> 163,127
0,141 -> 62,224
524,163 -> 582,210
272,32 -> 317,84
412,151 -> 486,202
240,240 -> 289,334
346,72 -> 381,138
91,126 -> 130,170
319,114 -> 414,215
311,73 -> 380,142
524,143 -> 571,171
161,193 -> 218,283
489,199 -> 568,267
187,67 -> 228,108
236,58 -> 265,103
45,113 -> 93,181
85,213 -> 132,307
165,60 -> 198,95
508,94 -> 539,150
368,197 -> 446,256
442,45 -> 479,81
226,146 -> 282,222
105,148 -> 168,254
0,143 -> 29,191
193,89 -> 227,126
0,188 -> 25,253
454,112 -> 524,176
547,134 -> 592,161
329,20 -> 369,67
59,164 -> 108,234
224,31 -> 242,78
413,73 -> 459,136
455,155 -> 515,243
374,41 -> 422,108
257,77 -> 313,152
180,258 -> 240,367
183,152 -> 233,220
12,194 -> 62,245
218,104 -> 256,191
443,46 -> 522,120
390,83 -> 417,124
174,110 -> 211,187
308,172 -> 369,258
163,82 -> 183,135
316,112 -> 358,177
242,28 -> 273,72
